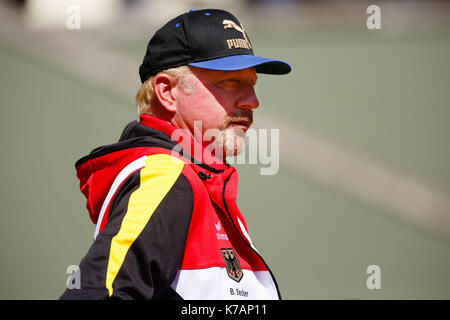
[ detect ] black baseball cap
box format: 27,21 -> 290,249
139,9 -> 291,83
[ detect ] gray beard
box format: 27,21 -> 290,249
212,127 -> 246,160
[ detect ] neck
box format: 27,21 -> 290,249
139,114 -> 226,166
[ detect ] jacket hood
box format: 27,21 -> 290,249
75,115 -> 233,224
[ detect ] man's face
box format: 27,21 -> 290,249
173,66 -> 259,158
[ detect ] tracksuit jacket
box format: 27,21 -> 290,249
60,115 -> 280,300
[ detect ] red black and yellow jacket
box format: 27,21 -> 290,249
60,115 -> 280,300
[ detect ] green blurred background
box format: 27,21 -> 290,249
1,0 -> 449,299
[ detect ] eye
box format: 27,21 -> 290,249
220,78 -> 240,87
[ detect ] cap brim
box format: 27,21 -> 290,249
188,54 -> 291,75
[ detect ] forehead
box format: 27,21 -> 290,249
190,67 -> 258,83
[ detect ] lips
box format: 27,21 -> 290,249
228,121 -> 251,133
230,119 -> 251,128
225,113 -> 253,131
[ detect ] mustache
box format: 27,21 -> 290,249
223,111 -> 253,129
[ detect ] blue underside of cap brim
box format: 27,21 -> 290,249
188,55 -> 291,75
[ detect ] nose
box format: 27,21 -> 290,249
236,86 -> 259,110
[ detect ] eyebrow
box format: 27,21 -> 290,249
219,71 -> 258,85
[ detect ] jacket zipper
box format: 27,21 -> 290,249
222,176 -> 282,300
197,171 -> 212,180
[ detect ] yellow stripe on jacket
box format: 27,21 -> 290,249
105,154 -> 184,297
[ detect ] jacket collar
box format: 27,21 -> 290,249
76,114 -> 251,246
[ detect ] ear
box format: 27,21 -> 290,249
153,72 -> 178,113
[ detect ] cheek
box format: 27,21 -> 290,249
184,94 -> 229,130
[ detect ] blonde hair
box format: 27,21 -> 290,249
135,65 -> 194,116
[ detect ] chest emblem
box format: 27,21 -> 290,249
221,248 -> 243,282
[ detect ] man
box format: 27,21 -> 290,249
60,8 -> 290,300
